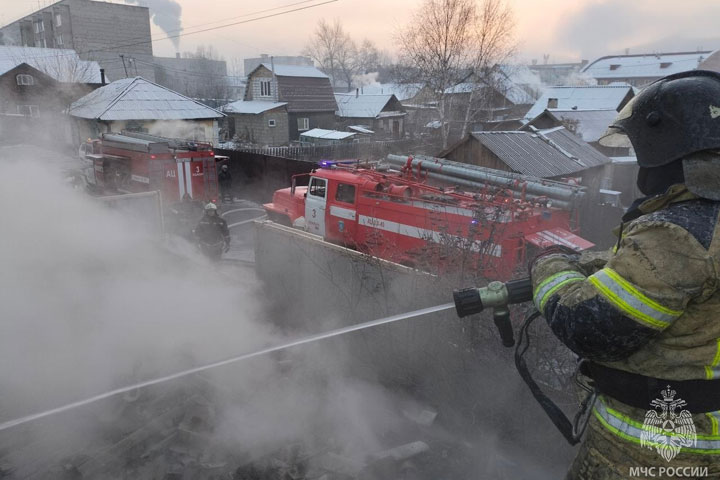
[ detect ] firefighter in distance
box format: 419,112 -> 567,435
530,71 -> 720,478
218,164 -> 232,203
194,203 -> 230,260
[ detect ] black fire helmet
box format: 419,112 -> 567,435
599,70 -> 720,168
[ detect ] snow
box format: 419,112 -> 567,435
260,63 -> 327,78
70,77 -> 224,121
335,93 -> 397,118
221,100 -> 287,114
524,85 -> 633,122
300,128 -> 355,140
582,51 -> 710,80
0,45 -> 104,83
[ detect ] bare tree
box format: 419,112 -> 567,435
355,39 -> 381,75
396,0 -> 516,149
304,19 -> 356,89
396,0 -> 476,149
459,0 -> 516,138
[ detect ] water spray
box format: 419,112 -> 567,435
0,303 -> 454,433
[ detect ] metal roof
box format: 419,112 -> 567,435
582,51 -> 711,80
335,93 -> 399,118
348,125 -> 374,134
260,63 -> 328,78
0,46 -> 103,83
469,127 -> 610,178
543,109 -> 618,143
221,100 -> 287,114
524,85 -> 633,121
300,128 -> 355,140
70,77 -> 224,121
357,83 -> 422,101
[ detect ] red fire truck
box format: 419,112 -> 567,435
264,160 -> 594,279
80,131 -> 221,203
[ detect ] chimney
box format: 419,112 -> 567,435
100,68 -> 105,85
547,98 -> 558,109
176,52 -> 180,59
270,56 -> 275,75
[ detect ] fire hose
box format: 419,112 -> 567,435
453,279 -> 594,445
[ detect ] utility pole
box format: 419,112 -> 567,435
119,54 -> 128,77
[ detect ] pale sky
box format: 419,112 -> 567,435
3,0 -> 719,73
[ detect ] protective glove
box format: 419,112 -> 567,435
528,244 -> 579,276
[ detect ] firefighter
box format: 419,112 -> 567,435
218,164 -> 232,203
530,71 -> 720,479
194,203 -> 230,261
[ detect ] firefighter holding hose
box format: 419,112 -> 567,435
530,71 -> 720,478
194,203 -> 230,261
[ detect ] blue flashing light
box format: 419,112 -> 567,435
319,160 -> 335,168
471,219 -> 479,225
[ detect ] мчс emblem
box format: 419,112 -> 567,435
710,105 -> 720,119
640,386 -> 697,462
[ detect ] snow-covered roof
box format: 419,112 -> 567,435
335,93 -> 400,118
543,109 -> 618,143
348,125 -> 374,134
524,85 -> 633,122
357,83 -> 422,101
260,63 -> 327,78
582,51 -> 711,80
221,100 -> 287,114
0,46 -> 104,83
300,128 -> 355,140
70,77 -> 224,121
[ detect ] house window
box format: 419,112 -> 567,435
55,13 -> 62,27
16,74 -> 35,86
268,119 -> 276,127
259,79 -> 272,97
55,34 -> 63,46
34,19 -> 44,33
297,117 -> 309,131
335,183 -> 356,204
17,105 -> 40,117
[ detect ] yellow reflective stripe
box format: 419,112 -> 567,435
706,339 -> 720,380
589,268 -> 683,330
707,411 -> 720,437
533,270 -> 585,311
594,399 -> 720,453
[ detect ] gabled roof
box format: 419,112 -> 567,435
524,85 -> 633,122
582,51 -> 711,80
467,127 -> 610,178
260,63 -> 327,78
300,128 -> 355,140
70,77 -> 224,121
527,109 -> 618,143
0,46 -> 103,83
334,93 -> 402,118
221,100 -> 287,114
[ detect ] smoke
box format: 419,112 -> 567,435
125,0 -> 183,50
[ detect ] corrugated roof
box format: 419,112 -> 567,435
261,63 -> 327,78
70,77 -> 224,120
221,100 -> 287,114
0,46 -> 103,83
524,85 -> 633,121
300,128 -> 355,140
470,127 -> 609,178
544,109 -> 618,143
335,93 -> 399,118
582,51 -> 710,80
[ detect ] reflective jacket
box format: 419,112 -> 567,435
531,184 -> 720,456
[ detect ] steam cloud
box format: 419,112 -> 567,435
125,0 -> 183,50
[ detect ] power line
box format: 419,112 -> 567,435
7,0 -> 339,62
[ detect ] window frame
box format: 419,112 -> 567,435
16,74 -> 35,86
268,119 -> 276,128
308,177 -> 327,198
297,117 -> 310,131
34,19 -> 44,33
335,183 -> 356,204
259,79 -> 272,97
55,13 -> 62,27
17,105 -> 40,117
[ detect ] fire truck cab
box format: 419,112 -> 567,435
81,131 -> 220,203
